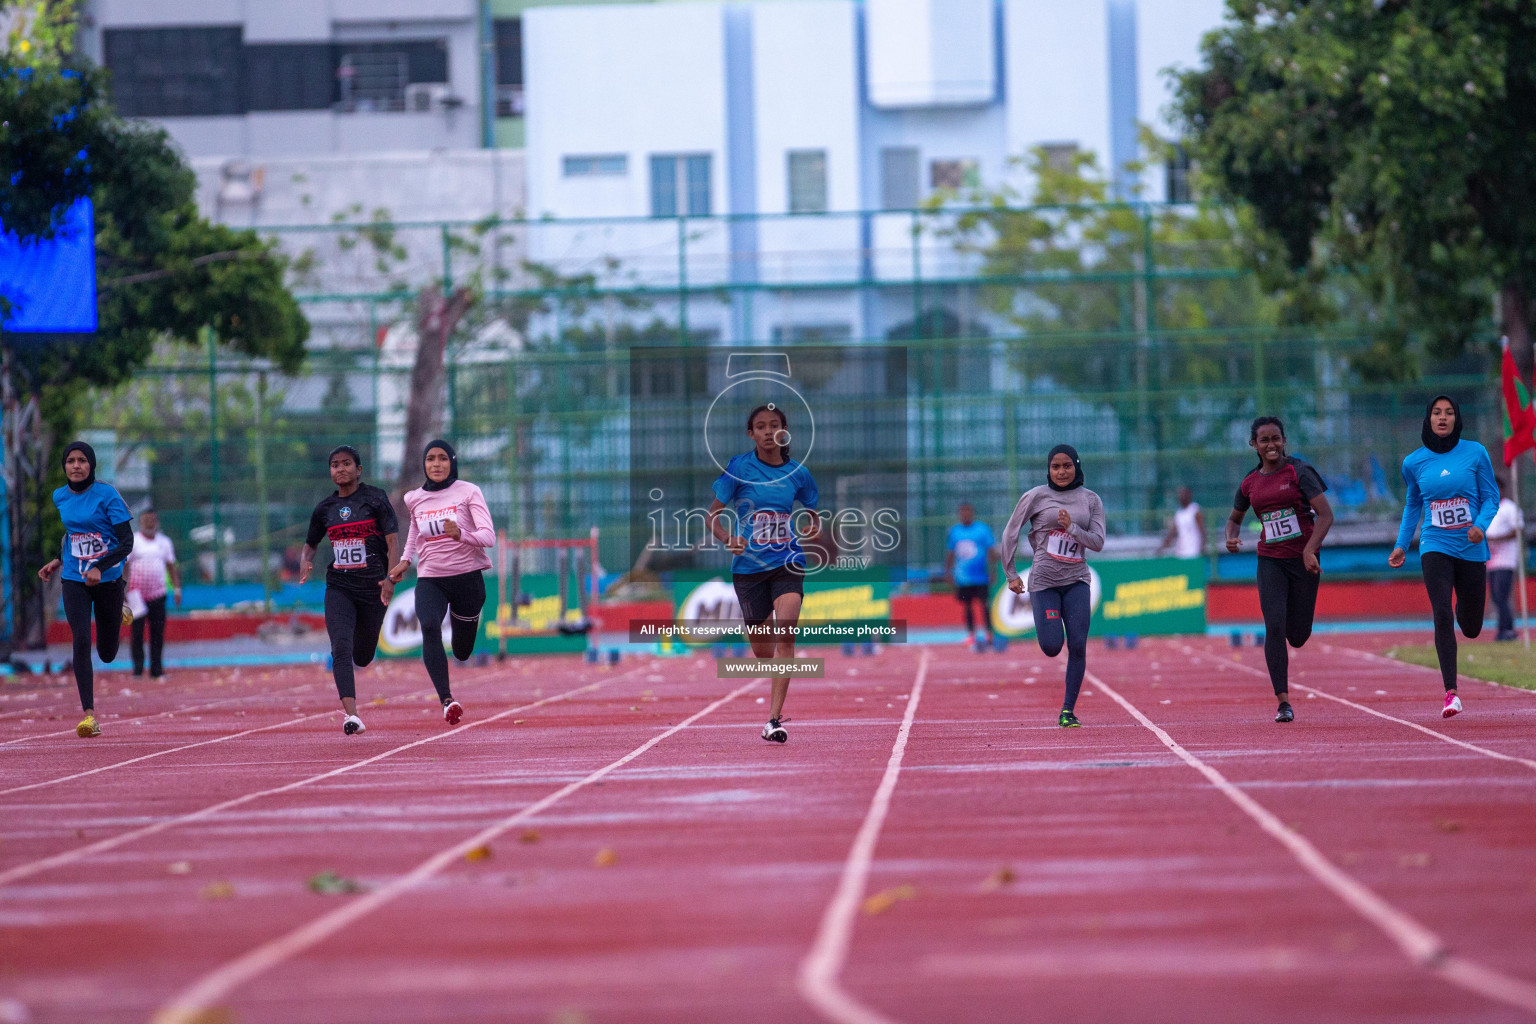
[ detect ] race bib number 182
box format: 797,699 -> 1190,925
1430,497 -> 1472,530
332,537 -> 368,569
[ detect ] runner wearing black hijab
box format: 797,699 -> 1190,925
1388,395 -> 1499,718
999,445 -> 1106,727
38,441 -> 134,737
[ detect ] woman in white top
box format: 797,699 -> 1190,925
1486,474 -> 1524,641
125,507 -> 182,678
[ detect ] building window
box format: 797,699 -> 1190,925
787,149 -> 828,214
245,43 -> 336,111
650,155 -> 711,217
1040,142 -> 1080,174
564,155 -> 628,177
335,40 -> 449,113
930,159 -> 979,192
494,18 -> 523,117
1166,144 -> 1192,203
770,323 -> 852,343
880,147 -> 920,210
103,26 -> 244,117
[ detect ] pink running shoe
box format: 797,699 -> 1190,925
1442,693 -> 1462,719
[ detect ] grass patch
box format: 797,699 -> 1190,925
1387,643 -> 1536,691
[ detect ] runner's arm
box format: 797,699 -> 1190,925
91,522 -> 135,573
998,491 -> 1035,584
1067,497 -> 1106,552
459,487 -> 498,548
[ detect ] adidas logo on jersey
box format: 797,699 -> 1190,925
1441,469 -> 1451,476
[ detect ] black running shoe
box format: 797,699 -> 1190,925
1275,702 -> 1294,723
1058,710 -> 1081,728
761,718 -> 788,743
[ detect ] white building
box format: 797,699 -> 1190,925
77,0 -> 490,159
523,0 -> 1225,342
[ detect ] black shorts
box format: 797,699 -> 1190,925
734,563 -> 806,626
954,583 -> 989,603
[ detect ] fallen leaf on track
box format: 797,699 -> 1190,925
465,844 -> 494,863
519,830 -> 541,844
308,870 -> 365,895
862,884 -> 916,915
593,847 -> 617,867
370,697 -> 387,706
198,881 -> 235,900
981,866 -> 1016,891
1434,819 -> 1462,834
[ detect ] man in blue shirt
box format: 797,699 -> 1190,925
945,502 -> 996,648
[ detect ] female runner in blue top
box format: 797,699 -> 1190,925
707,404 -> 820,743
1388,395 -> 1499,718
37,442 -> 134,738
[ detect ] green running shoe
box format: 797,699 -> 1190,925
1058,710 -> 1081,728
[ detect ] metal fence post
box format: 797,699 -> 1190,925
206,327 -> 224,587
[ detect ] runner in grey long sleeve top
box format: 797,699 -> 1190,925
998,445 -> 1106,727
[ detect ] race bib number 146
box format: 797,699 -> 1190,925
333,537 -> 368,569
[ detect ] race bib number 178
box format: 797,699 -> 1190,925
69,532 -> 107,560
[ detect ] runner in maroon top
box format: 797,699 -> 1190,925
1225,416 -> 1335,722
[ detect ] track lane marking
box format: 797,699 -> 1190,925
798,650 -> 930,1024
0,713 -> 333,797
149,679 -> 757,1023
1178,644 -> 1536,774
1318,641 -> 1536,697
1089,670 -> 1536,1015
0,666 -> 646,888
0,679 -> 322,748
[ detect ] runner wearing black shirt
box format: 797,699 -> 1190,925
300,445 -> 399,735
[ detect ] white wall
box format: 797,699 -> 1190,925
1003,0 -> 1111,194
866,0 -> 996,108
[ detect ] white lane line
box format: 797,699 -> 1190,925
1319,641 -> 1536,697
1089,671 -> 1536,1015
149,679 -> 757,1024
1179,645 -> 1536,774
0,680 -> 321,748
798,650 -> 930,1024
0,667 -> 644,888
0,712 -> 332,797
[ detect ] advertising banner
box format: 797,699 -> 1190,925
989,557 -> 1206,638
378,574 -> 586,657
668,572 -> 894,646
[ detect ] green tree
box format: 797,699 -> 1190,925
1172,0 -> 1536,376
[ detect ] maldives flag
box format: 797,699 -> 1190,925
1501,337 -> 1536,466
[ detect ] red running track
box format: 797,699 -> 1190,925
0,639 -> 1534,1023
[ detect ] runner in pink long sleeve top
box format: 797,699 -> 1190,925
388,440 -> 495,726
399,479 -> 496,576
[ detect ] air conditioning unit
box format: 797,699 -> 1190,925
404,83 -> 454,112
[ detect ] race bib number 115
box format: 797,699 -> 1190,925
1261,509 -> 1300,543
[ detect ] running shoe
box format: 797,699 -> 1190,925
761,718 -> 788,743
1058,710 -> 1081,728
1275,702 -> 1294,723
343,714 -> 366,735
442,699 -> 464,726
121,604 -> 133,627
1442,693 -> 1462,719
76,713 -> 100,738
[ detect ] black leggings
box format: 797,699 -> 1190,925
131,594 -> 168,676
1031,582 -> 1091,712
61,579 -> 124,712
413,572 -> 486,703
324,585 -> 388,701
1256,556 -> 1320,697
1421,552 -> 1486,691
